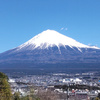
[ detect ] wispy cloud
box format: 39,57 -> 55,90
65,28 -> 68,30
61,28 -> 64,30
60,27 -> 68,31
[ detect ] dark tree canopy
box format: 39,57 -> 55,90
0,72 -> 12,100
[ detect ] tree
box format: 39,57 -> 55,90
13,92 -> 21,100
95,97 -> 100,100
0,72 -> 12,100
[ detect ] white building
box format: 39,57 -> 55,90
62,78 -> 82,84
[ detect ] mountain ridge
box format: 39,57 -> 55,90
0,30 -> 100,68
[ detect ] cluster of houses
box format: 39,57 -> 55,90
8,76 -> 100,100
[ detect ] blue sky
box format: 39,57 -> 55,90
0,0 -> 100,53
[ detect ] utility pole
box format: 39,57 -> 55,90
67,84 -> 69,100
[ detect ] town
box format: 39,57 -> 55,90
8,71 -> 100,100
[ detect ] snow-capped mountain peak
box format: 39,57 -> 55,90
1,29 -> 100,66
17,29 -> 99,51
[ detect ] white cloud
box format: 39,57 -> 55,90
65,28 -> 68,30
61,28 -> 64,30
60,27 -> 68,31
88,43 -> 91,46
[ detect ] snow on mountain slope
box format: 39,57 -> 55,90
0,29 -> 100,65
17,29 -> 99,52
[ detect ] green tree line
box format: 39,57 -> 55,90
0,72 -> 12,100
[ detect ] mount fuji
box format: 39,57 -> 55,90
0,29 -> 100,69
